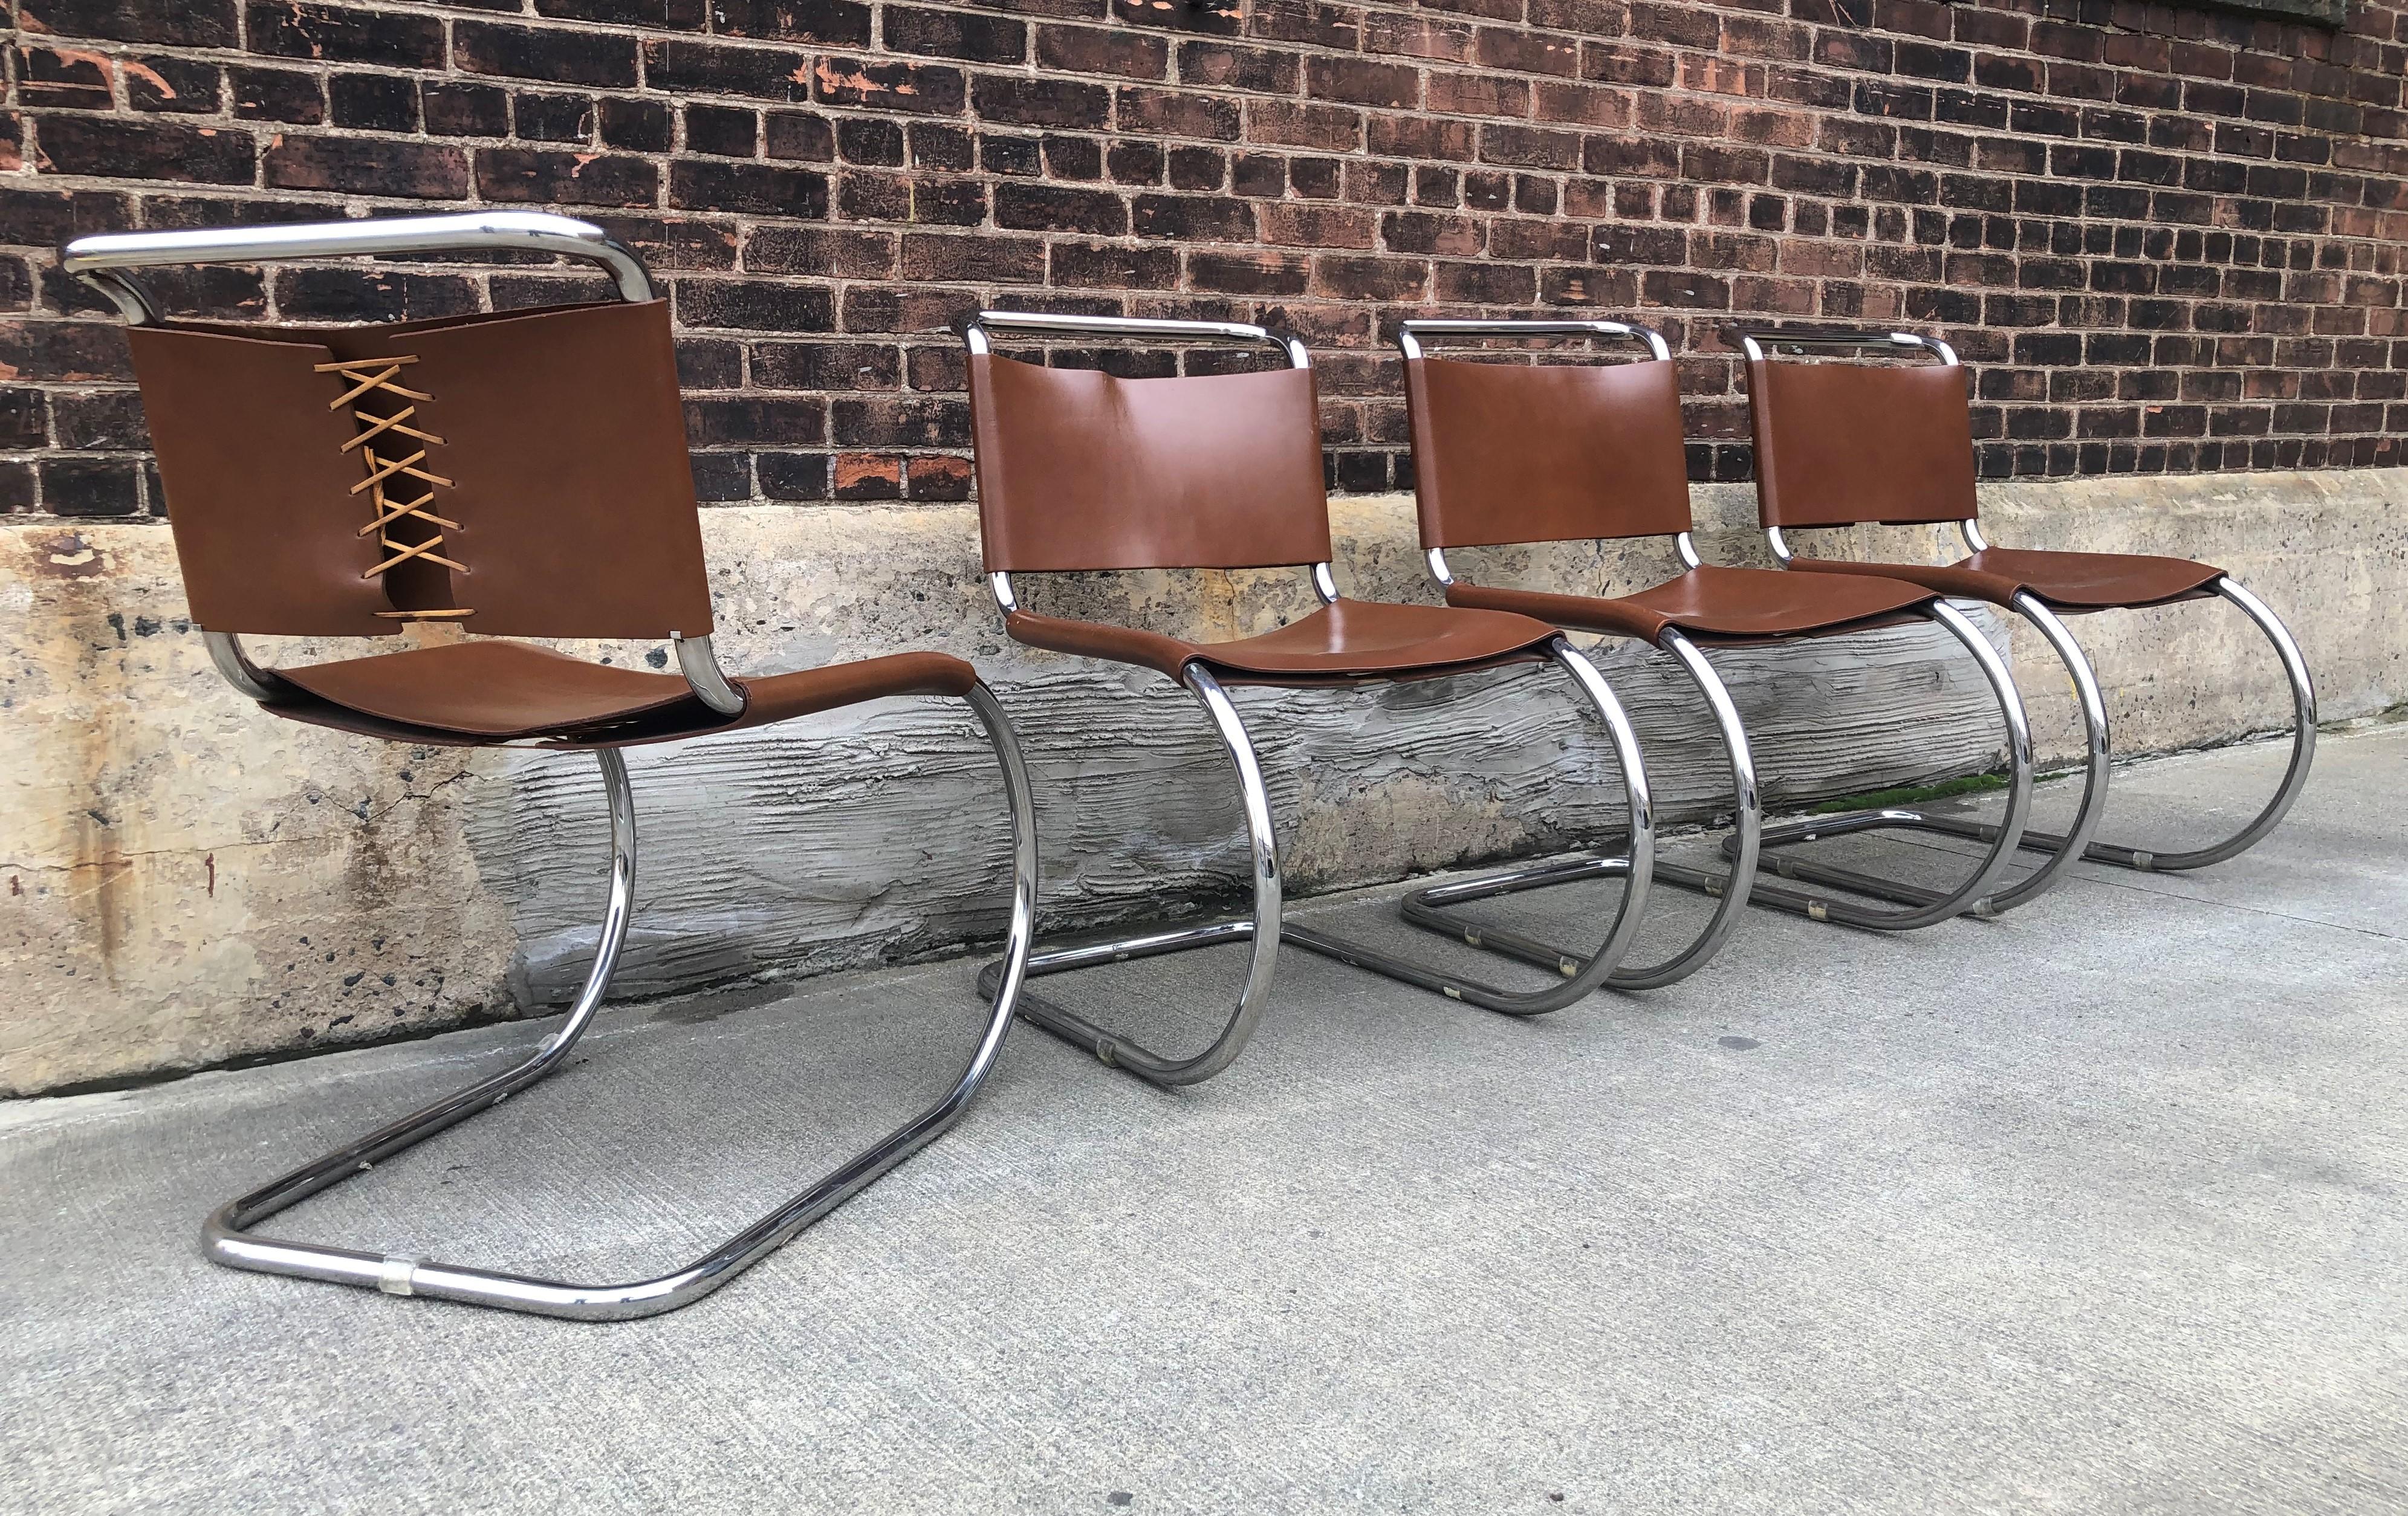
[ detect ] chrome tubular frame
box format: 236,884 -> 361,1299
57,213 -> 750,720
1730,599 -> 2036,928
1907,559 -> 2316,874
204,682 -> 1040,1321
85,215 -> 1041,1318
1734,326 -> 1959,368
968,312 -> 1655,1086
61,209 -> 654,325
1394,319 -> 1751,983
1738,325 -> 2314,892
1397,317 -> 1673,364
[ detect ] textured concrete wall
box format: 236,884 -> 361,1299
4,467 -> 2401,1095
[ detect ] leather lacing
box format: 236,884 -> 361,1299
316,354 -> 473,621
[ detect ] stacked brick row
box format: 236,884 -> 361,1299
2,0 -> 2403,517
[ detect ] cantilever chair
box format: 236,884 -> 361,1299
63,212 -> 1038,1321
962,311 -> 1656,1087
1394,317 -> 2037,951
1738,327 -> 2316,904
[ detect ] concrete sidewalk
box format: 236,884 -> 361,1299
4,722 -> 2403,1514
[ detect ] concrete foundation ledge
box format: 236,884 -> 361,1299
2,467 -> 2400,1094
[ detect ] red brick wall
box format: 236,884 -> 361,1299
3,0 -> 2404,518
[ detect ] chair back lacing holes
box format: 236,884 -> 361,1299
315,355 -> 473,621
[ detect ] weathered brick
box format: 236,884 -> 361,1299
684,395 -> 826,446
747,225 -> 894,278
232,68 -> 328,125
995,183 -> 1128,235
900,232 -> 1045,284
0,0 -> 2393,505
970,75 -> 1109,129
245,2 -> 443,68
540,0 -> 707,25
1189,250 -> 1311,296
1132,193 -> 1256,242
837,171 -> 909,221
20,47 -> 115,111
1248,100 -> 1360,151
1261,204 -> 1376,249
830,395 -> 969,448
1306,56 -> 1420,109
890,8 -> 1026,63
41,457 -> 142,517
643,40 -> 814,103
715,0 -> 872,45
265,135 -> 467,197
670,160 -> 825,215
1050,241 -> 1180,290
678,279 -> 836,332
25,0 -> 235,47
1118,88 -> 1243,141
1180,42 -> 1302,93
476,148 -> 658,206
1313,254 -> 1428,302
331,73 -> 418,132
814,57 -> 967,114
273,268 -> 478,322
1035,25 -> 1164,79
457,23 -> 637,88
37,118 -> 253,184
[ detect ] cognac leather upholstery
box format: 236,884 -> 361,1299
1403,356 -> 1693,546
1446,565 -> 1934,645
1398,345 -> 1941,648
1004,600 -> 1557,685
129,300 -> 714,638
1744,358 -> 1979,528
268,640 -> 978,749
1742,352 -> 2225,612
1791,547 -> 2224,613
969,349 -> 1563,687
127,297 -> 984,743
968,352 -> 1334,572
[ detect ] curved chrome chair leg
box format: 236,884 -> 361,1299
1754,592 -> 2108,915
987,663 -> 1284,1088
1284,637 -> 1658,1013
1394,629 -> 1756,990
2128,578 -> 2318,869
993,640 -> 1655,1087
1986,593 -> 2112,904
1900,577 -> 2316,876
1737,601 -> 2036,930
205,685 -> 1040,1321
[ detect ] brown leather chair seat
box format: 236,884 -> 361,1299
1793,546 -> 2225,613
79,212 -> 1043,1325
1002,598 -> 1559,685
1447,564 -> 1936,644
270,637 -> 977,747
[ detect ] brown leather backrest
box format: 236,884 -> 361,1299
967,351 -> 1334,572
128,299 -> 715,638
1404,355 -> 1693,549
1745,357 -> 1978,528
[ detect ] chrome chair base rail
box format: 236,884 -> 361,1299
1390,629 -> 1761,991
1693,601 -> 2040,932
203,684 -> 1039,1321
1717,806 -> 2006,921
1908,578 -> 2317,875
1735,578 -> 2312,918
973,642 -> 1655,1090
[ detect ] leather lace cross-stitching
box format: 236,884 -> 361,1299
316,354 -> 472,620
